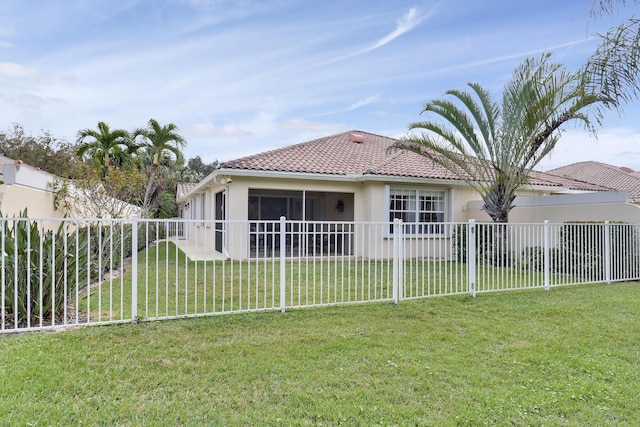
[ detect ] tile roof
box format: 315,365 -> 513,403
547,161 -> 640,199
177,182 -> 198,199
0,154 -> 51,178
221,131 -> 609,192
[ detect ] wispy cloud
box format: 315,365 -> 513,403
365,7 -> 424,52
417,38 -> 595,82
316,6 -> 429,67
347,95 -> 379,111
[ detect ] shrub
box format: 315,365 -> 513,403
77,222 -> 149,277
521,246 -> 561,273
453,223 -> 512,267
2,211 -> 90,326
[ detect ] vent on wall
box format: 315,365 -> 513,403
348,132 -> 365,143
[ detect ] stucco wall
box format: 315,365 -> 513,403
510,202 -> 640,223
466,192 -> 640,224
0,184 -> 61,218
184,175 -> 488,259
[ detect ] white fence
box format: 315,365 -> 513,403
1,217 -> 639,334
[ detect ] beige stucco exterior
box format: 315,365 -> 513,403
1,160 -> 141,220
0,185 -> 61,218
178,170 -> 502,259
178,168 -> 640,261
0,162 -> 64,219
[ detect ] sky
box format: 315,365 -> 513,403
1,0 -> 640,171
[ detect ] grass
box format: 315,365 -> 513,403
1,281 -> 639,425
79,241 -> 557,323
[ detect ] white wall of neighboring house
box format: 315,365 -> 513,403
1,161 -> 142,219
465,191 -> 640,223
0,162 -> 62,218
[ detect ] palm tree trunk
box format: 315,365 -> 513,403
142,175 -> 157,218
482,182 -> 515,223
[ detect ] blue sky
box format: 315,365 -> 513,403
1,0 -> 639,170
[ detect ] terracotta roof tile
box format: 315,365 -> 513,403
220,131 -> 609,192
548,161 -> 640,198
177,182 -> 197,198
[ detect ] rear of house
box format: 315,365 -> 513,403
177,131 -> 624,260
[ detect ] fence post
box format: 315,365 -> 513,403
544,220 -> 550,291
468,219 -> 476,298
280,216 -> 287,312
131,215 -> 138,322
392,218 -> 402,304
605,221 -> 611,284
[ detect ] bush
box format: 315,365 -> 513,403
557,222 -> 640,281
78,222 -> 149,277
521,246 -> 561,273
453,223 -> 512,267
2,211 -> 90,326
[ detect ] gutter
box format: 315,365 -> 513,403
178,168 -> 588,203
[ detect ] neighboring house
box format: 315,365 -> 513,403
547,161 -> 640,203
0,155 -> 63,218
0,154 -> 142,219
177,130 -> 635,259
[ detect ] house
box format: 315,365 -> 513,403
547,161 -> 640,203
0,154 -> 142,219
177,130 -> 636,260
0,155 -> 63,218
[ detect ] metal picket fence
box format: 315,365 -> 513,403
1,216 -> 639,334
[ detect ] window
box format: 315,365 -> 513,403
388,188 -> 445,234
192,192 -> 211,225
248,190 -> 318,221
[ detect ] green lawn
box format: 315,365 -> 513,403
80,241 -> 555,323
1,281 -> 639,426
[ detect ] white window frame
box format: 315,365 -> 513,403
386,186 -> 447,235
198,191 -> 212,226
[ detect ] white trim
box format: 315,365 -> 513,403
386,186 -> 448,237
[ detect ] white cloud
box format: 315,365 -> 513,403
367,7 -> 425,51
539,127 -> 640,171
316,6 -> 429,67
347,95 -> 379,111
0,62 -> 41,79
185,122 -> 251,138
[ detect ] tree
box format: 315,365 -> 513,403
0,123 -> 77,177
176,166 -> 202,183
49,163 -> 147,219
393,53 -> 612,223
75,122 -> 137,172
586,4 -> 640,108
133,119 -> 187,217
187,155 -> 219,179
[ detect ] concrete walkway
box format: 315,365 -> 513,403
161,239 -> 227,261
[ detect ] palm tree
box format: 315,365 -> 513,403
587,3 -> 640,109
393,53 -> 613,223
134,119 -> 186,167
133,119 -> 187,217
75,122 -> 136,171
